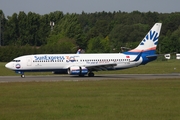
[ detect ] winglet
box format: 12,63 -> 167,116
76,49 -> 81,54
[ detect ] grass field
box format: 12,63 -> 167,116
0,59 -> 180,119
0,79 -> 180,120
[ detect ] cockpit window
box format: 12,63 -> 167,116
12,60 -> 21,62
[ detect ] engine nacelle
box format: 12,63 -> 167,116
68,66 -> 88,75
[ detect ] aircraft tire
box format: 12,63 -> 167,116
21,74 -> 25,78
88,72 -> 94,77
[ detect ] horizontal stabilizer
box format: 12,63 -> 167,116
146,55 -> 158,58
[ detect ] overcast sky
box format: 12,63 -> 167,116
1,0 -> 180,17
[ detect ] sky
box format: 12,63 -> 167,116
0,0 -> 180,17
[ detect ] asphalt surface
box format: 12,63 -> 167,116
0,74 -> 180,83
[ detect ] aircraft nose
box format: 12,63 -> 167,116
5,62 -> 12,69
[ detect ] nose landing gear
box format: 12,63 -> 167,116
21,74 -> 25,78
15,71 -> 25,78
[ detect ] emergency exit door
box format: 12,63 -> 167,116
27,58 -> 32,66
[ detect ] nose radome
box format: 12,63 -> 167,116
5,63 -> 11,69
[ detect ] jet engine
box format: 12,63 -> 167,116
68,66 -> 88,75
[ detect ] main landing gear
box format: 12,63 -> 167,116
88,72 -> 94,77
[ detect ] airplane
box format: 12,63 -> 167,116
5,23 -> 162,78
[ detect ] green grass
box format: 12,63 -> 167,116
1,59 -> 180,76
1,60 -> 180,119
0,79 -> 180,120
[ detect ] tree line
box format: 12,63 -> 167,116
0,10 -> 180,62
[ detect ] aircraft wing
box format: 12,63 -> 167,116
82,63 -> 117,71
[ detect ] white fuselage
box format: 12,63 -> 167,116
5,53 -> 142,72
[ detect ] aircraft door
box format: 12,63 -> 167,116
27,58 -> 32,66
